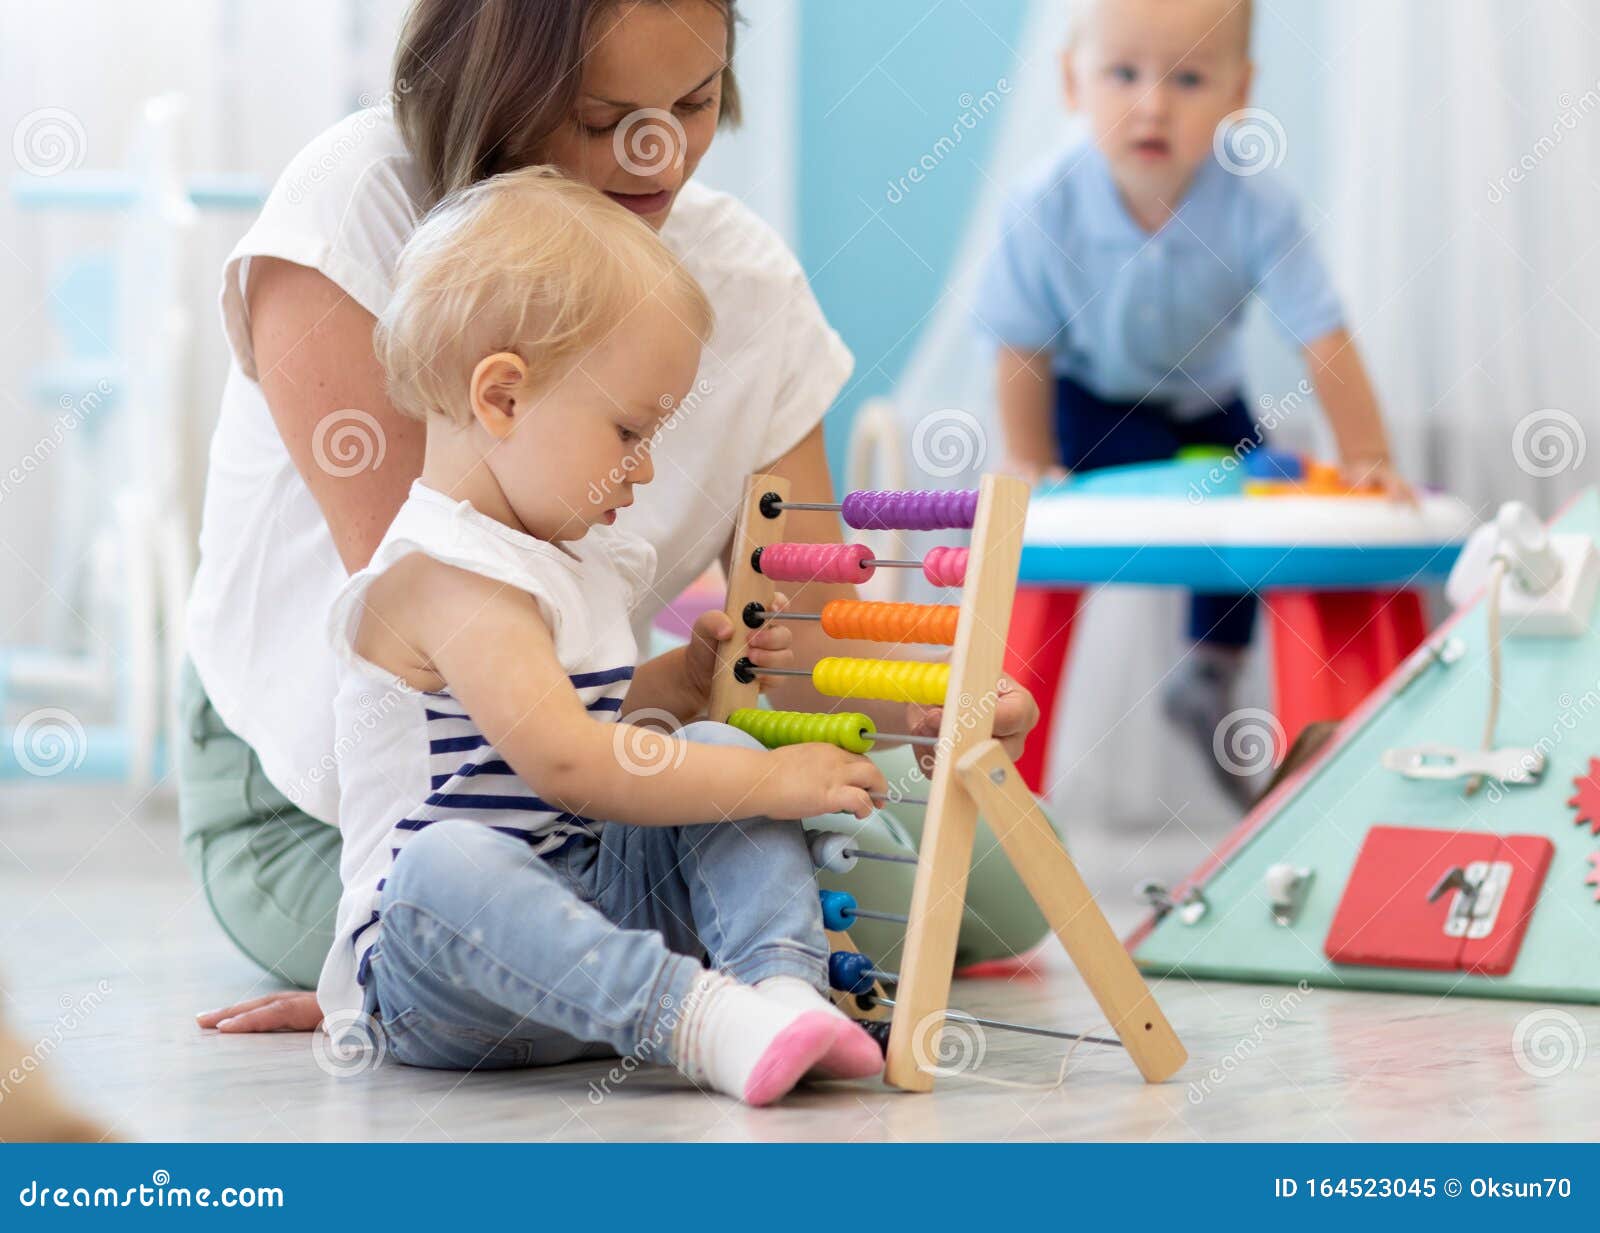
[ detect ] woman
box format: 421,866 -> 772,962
184,0 -> 1047,1033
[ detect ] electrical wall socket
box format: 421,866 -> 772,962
1499,535 -> 1600,637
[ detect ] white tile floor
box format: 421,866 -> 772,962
2,781 -> 1596,1142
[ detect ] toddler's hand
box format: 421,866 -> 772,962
764,743 -> 887,820
685,593 -> 795,701
1341,456 -> 1416,507
1003,458 -> 1071,488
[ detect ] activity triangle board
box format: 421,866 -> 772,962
1130,489 -> 1600,1003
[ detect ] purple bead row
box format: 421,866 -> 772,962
840,489 -> 979,531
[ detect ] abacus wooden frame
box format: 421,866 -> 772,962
710,472 -> 1186,1091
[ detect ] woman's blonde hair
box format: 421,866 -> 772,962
393,0 -> 742,209
374,166 -> 715,424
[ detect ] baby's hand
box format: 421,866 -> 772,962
764,743 -> 887,820
1003,458 -> 1071,488
1340,456 -> 1416,507
685,593 -> 795,702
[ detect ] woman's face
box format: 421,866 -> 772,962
540,1 -> 729,229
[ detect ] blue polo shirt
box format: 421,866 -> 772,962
973,140 -> 1344,418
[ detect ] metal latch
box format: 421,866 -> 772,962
1427,861 -> 1511,939
1381,744 -> 1545,787
1137,879 -> 1208,925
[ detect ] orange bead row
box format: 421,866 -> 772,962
819,600 -> 960,646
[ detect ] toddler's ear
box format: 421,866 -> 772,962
1232,59 -> 1254,109
1059,47 -> 1080,111
469,352 -> 530,439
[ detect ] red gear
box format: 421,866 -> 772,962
1568,758 -> 1600,836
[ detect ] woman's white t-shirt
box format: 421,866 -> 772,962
186,106 -> 854,825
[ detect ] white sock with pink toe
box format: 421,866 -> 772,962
671,972 -> 840,1105
756,976 -> 884,1080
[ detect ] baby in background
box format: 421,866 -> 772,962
319,166 -> 885,1105
975,0 -> 1407,797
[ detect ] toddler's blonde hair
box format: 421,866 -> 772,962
375,166 -> 715,424
1067,0 -> 1253,56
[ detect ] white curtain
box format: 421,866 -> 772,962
1328,0 -> 1599,513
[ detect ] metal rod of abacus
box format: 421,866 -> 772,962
762,500 -> 845,514
864,558 -> 925,569
848,849 -> 919,865
851,907 -> 909,925
871,998 -> 1124,1049
869,794 -> 928,807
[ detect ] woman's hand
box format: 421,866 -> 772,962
683,593 -> 794,706
196,992 -> 323,1033
904,674 -> 1040,776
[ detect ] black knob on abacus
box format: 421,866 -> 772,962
862,1019 -> 892,1055
733,657 -> 757,684
742,602 -> 767,629
750,546 -> 765,574
758,491 -> 784,520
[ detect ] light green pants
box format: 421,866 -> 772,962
175,658 -> 1052,990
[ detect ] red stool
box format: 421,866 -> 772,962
1264,589 -> 1427,749
1005,585 -> 1428,794
1004,587 -> 1083,793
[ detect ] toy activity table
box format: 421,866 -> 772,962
1004,454 -> 1478,791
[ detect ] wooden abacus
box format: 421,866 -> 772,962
709,472 -> 1187,1091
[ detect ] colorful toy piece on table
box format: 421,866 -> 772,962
1238,446 -> 1384,497
709,474 -> 1186,1091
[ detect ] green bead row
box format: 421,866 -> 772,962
726,708 -> 877,754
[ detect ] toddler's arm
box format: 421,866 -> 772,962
995,346 -> 1069,485
384,559 -> 885,824
1302,329 -> 1413,502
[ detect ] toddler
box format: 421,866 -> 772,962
318,166 -> 885,1105
975,0 -> 1406,796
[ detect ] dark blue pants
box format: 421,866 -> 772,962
1054,376 -> 1257,648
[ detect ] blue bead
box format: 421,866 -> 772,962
827,950 -> 876,994
818,888 -> 858,931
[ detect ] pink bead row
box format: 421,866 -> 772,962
755,543 -> 968,588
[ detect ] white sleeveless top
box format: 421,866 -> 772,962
186,105 -> 853,825
317,481 -> 654,1018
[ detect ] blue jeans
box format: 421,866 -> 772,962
1055,375 -> 1258,648
365,721 -> 827,1071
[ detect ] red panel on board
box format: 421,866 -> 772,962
1325,826 -> 1552,975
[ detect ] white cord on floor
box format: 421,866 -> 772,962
916,1021 -> 1112,1092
